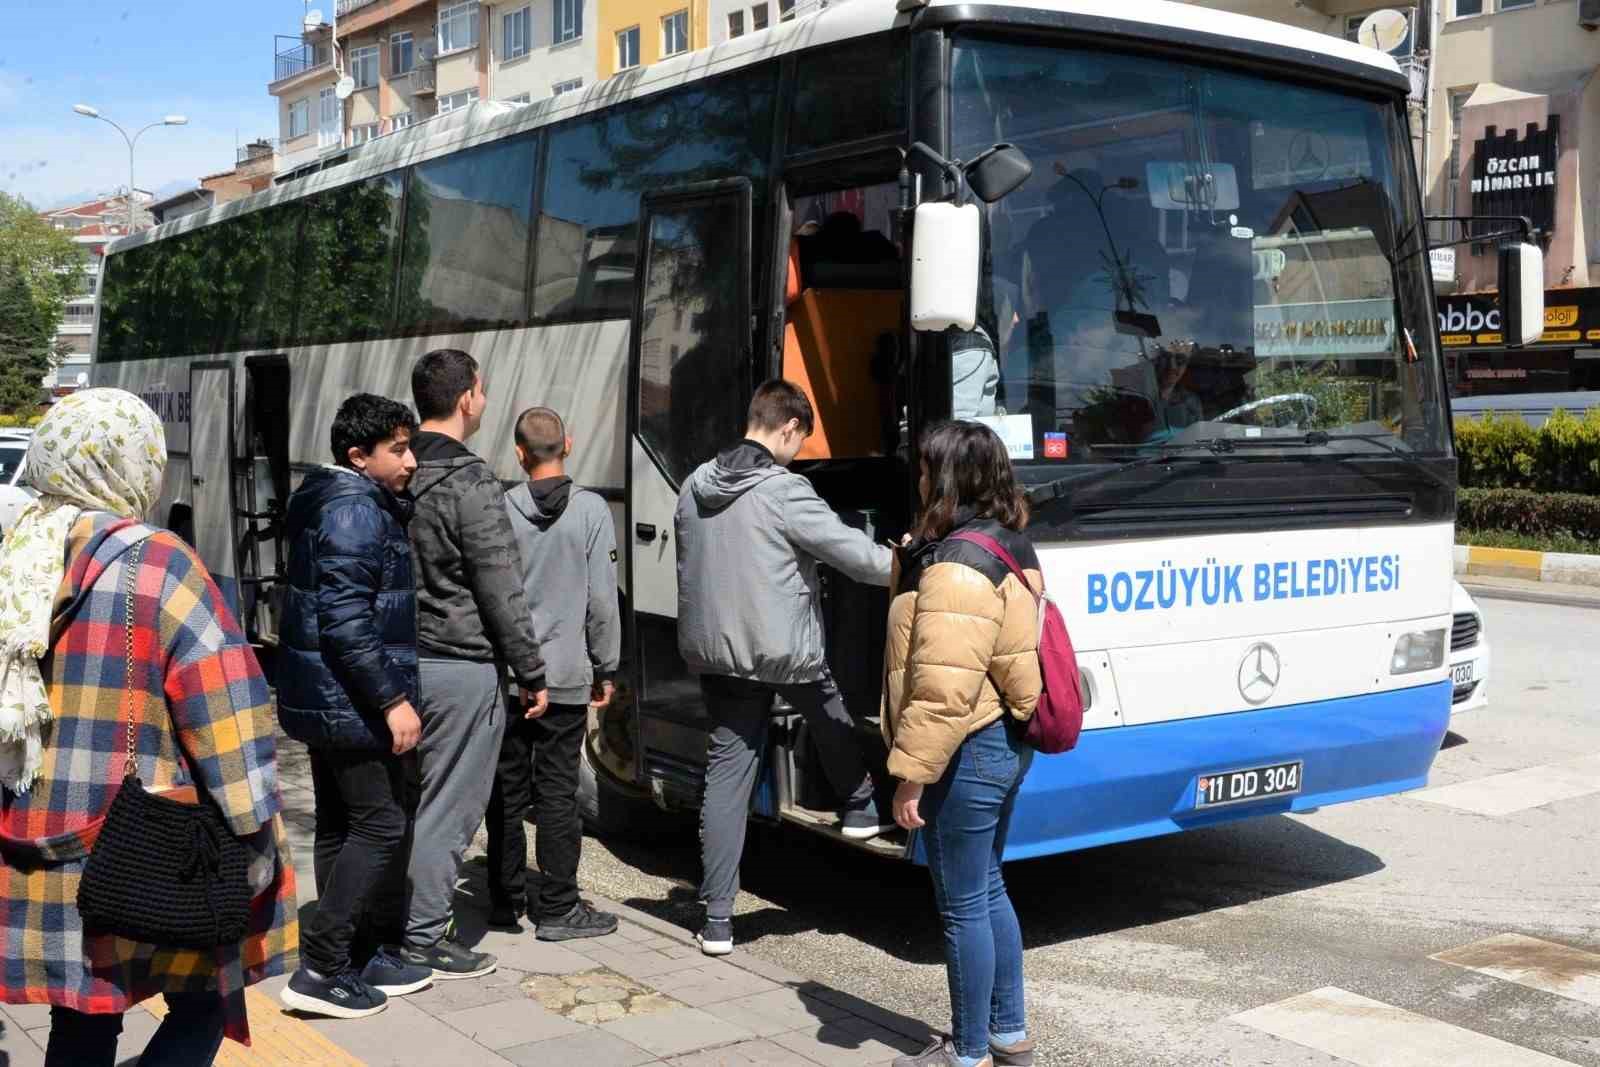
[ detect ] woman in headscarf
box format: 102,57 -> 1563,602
0,389 -> 297,1067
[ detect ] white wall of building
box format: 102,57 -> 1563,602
488,0 -> 598,102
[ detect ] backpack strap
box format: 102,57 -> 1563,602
947,530 -> 1039,598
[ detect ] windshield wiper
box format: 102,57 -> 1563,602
1028,432 -> 1452,505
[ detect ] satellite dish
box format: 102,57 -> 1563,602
1358,9 -> 1409,54
335,75 -> 355,100
303,8 -> 324,30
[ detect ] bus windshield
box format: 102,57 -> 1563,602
950,36 -> 1446,461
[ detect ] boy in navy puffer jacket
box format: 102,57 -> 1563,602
277,394 -> 434,1020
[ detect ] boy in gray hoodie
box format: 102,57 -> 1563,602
486,407 -> 622,941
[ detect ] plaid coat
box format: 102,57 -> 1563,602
0,515 -> 297,1045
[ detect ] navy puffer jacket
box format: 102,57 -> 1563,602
277,466 -> 418,750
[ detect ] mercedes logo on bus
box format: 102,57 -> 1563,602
1237,642 -> 1282,705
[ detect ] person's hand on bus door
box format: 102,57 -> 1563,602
893,780 -> 926,830
521,687 -> 550,719
385,700 -> 422,755
590,680 -> 615,709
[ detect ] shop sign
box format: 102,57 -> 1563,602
1470,116 -> 1560,235
1430,247 -> 1456,284
1254,298 -> 1394,359
1437,287 -> 1599,349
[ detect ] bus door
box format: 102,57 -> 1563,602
625,179 -> 753,801
187,362 -> 241,621
239,357 -> 291,644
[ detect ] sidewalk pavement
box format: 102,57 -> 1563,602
0,734 -> 932,1067
1454,543 -> 1600,588
1459,571 -> 1600,609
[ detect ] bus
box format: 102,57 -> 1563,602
93,0 -> 1542,862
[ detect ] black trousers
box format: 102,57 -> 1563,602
303,747 -> 410,976
486,702 -> 588,923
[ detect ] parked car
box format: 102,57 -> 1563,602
1449,581 -> 1490,715
0,430 -> 36,536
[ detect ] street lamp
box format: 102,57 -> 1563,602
72,105 -> 189,235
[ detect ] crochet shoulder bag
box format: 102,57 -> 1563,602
76,539 -> 253,949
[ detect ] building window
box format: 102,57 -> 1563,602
554,0 -> 582,43
1453,0 -> 1483,16
1498,0 -> 1534,8
553,78 -> 582,95
1447,87 -> 1472,217
390,31 -> 414,74
617,25 -> 640,68
437,87 -> 480,113
350,45 -> 379,89
505,92 -> 532,104
438,1 -> 481,53
351,122 -> 380,145
288,97 -> 310,139
392,111 -> 415,130
504,5 -> 530,59
318,86 -> 341,148
662,10 -> 688,56
751,3 -> 769,30
779,0 -> 795,20
728,10 -> 744,36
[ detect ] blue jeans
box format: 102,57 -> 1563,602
921,719 -> 1033,1061
45,992 -> 226,1067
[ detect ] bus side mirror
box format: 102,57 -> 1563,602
1499,241 -> 1544,347
910,201 -> 980,332
964,144 -> 1033,204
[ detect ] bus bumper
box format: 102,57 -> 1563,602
989,681 -> 1451,863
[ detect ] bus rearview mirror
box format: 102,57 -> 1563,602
910,201 -> 980,332
1498,241 -> 1544,348
964,144 -> 1033,204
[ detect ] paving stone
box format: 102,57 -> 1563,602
0,1024 -> 44,1067
440,997 -> 584,1050
650,965 -> 781,1008
701,988 -> 854,1039
722,952 -> 806,986
593,948 -> 712,982
770,1017 -> 928,1066
570,1001 -> 628,1024
667,1037 -> 824,1066
404,967 -> 532,1014
0,1003 -> 51,1032
801,984 -> 935,1041
480,931 -> 596,975
500,1027 -> 662,1067
602,1005 -> 757,1058
305,997 -> 518,1065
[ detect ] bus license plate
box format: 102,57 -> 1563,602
1195,761 -> 1302,808
1451,662 -> 1474,686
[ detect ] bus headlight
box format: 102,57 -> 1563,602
1390,629 -> 1446,674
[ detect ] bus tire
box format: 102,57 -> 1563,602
578,737 -> 687,840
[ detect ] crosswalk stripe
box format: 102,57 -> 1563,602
1433,933 -> 1600,1008
1231,986 -> 1578,1067
1410,754 -> 1600,816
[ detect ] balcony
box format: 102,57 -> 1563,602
272,35 -> 332,86
336,0 -> 381,15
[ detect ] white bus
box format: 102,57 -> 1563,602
93,0 -> 1540,860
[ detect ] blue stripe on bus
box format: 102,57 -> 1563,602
964,681 -> 1450,863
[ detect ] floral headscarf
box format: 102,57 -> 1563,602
0,389 -> 166,793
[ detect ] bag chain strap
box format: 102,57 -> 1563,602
121,540 -> 146,781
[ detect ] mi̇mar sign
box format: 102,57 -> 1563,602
1438,287 -> 1600,349
1471,116 -> 1559,236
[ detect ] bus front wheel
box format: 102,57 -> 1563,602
577,730 -> 688,839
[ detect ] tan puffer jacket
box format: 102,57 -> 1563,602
881,519 -> 1043,784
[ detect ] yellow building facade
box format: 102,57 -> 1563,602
597,0 -> 710,79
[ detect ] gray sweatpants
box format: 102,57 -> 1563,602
699,671 -> 873,920
405,657 -> 507,952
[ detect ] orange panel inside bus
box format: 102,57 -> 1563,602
783,288 -> 902,460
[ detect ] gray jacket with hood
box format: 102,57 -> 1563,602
674,441 -> 892,685
504,477 -> 621,706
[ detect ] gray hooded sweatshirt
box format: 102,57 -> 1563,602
674,441 -> 892,685
505,477 -> 621,706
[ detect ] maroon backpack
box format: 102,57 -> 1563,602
948,530 -> 1084,754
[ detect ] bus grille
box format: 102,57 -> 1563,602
1451,611 -> 1480,652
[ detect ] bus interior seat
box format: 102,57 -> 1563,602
783,288 -> 903,460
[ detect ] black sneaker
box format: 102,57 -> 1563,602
840,799 -> 894,840
537,900 -> 618,942
279,967 -> 388,1019
696,918 -> 733,957
400,939 -> 497,981
359,945 -> 433,997
487,901 -> 525,930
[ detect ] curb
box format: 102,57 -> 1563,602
1453,543 -> 1600,587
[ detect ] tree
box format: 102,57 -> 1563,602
0,192 -> 83,413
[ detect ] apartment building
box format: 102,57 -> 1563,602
268,19 -> 341,173
37,194 -> 150,393
597,0 -> 708,79
710,0 -> 797,44
1194,0 -> 1600,397
489,0 -> 597,102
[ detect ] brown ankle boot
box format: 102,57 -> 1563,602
990,1035 -> 1035,1066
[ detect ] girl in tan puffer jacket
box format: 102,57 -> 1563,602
884,421 -> 1043,1067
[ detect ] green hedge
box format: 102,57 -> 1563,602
1458,487 -> 1600,542
1455,408 -> 1600,494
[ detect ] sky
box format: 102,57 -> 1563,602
0,1 -> 301,211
